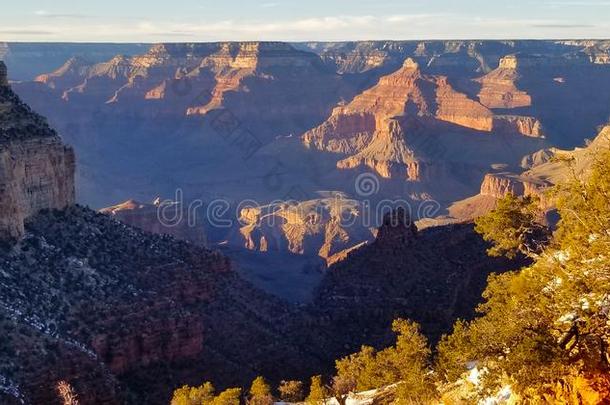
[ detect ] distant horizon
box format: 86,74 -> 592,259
1,0 -> 609,42
3,38 -> 610,45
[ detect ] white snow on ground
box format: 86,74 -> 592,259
274,387 -> 382,405
557,312 -> 577,324
0,301 -> 98,360
552,250 -> 570,264
0,374 -> 25,404
450,364 -> 515,405
481,385 -> 512,405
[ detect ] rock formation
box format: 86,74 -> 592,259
476,55 -> 532,109
10,41 -> 610,217
235,196 -> 373,262
478,172 -> 546,199
374,208 -> 417,248
28,42 -> 347,143
492,115 -> 544,138
0,62 -> 75,240
303,209 -> 524,358
100,198 -> 207,246
440,124 -> 610,224
0,75 -> 321,404
302,57 -> 547,185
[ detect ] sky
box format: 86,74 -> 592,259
0,0 -> 609,42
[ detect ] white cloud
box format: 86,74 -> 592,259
2,12 -> 609,42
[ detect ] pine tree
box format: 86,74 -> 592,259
213,388 -> 242,405
278,380 -> 304,403
171,382 -> 241,405
438,148 -> 610,401
474,193 -> 548,259
306,375 -> 327,405
248,376 -> 273,405
335,319 -> 436,403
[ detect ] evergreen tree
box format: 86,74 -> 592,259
171,382 -> 241,405
475,193 -> 548,259
278,380 -> 304,403
438,149 -> 610,402
335,319 -> 437,403
213,388 -> 242,405
248,376 -> 273,405
306,375 -> 327,405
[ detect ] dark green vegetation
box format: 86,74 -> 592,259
176,148 -> 610,404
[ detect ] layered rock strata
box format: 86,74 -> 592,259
0,62 -> 75,240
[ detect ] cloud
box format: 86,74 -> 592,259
2,12 -> 608,42
260,2 -> 280,8
149,31 -> 198,37
543,0 -> 610,6
0,29 -> 56,35
532,23 -> 596,28
35,10 -> 96,19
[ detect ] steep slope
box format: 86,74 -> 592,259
0,61 -> 75,240
443,124 -> 610,223
0,207 -> 320,404
100,199 -> 207,246
0,71 -> 321,404
475,55 -> 532,109
302,58 -> 547,198
296,209 -> 524,361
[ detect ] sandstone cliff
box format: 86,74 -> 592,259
235,196 -> 374,262
442,124 -> 610,224
100,198 -> 207,246
302,57 -> 546,185
476,55 -> 532,109
0,62 -> 75,240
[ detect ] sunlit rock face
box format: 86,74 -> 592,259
302,56 -> 546,188
100,198 -> 207,246
9,40 -> 610,213
476,55 -> 533,109
0,62 -> 75,240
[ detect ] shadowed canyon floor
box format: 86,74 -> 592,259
1,40 -> 610,403
7,41 -> 610,278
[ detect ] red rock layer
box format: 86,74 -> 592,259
100,199 -> 207,246
476,55 -> 532,109
303,58 -> 540,181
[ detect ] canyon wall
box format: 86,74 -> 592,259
100,199 -> 207,246
0,62 -> 75,240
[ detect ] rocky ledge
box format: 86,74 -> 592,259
0,62 -> 75,240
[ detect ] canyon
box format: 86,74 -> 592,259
441,123 -> 610,224
0,68 -> 323,404
6,40 -> 610,295
0,62 -> 525,403
0,61 -> 75,240
1,41 -> 610,403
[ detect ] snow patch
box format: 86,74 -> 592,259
0,374 -> 25,404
